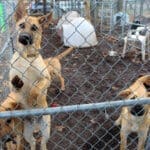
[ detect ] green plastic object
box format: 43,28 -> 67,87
0,2 -> 6,32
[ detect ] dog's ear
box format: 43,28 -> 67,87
118,89 -> 131,98
144,76 -> 150,86
139,75 -> 150,88
38,12 -> 53,29
14,0 -> 27,22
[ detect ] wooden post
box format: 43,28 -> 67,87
43,0 -> 46,15
84,0 -> 91,21
118,0 -> 123,12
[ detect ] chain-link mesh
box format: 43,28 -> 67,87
0,0 -> 150,149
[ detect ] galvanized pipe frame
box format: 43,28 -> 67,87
0,98 -> 150,118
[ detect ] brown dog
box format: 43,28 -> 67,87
10,0 -> 53,108
8,1 -> 52,149
115,75 -> 150,150
0,92 -> 24,150
44,47 -> 74,91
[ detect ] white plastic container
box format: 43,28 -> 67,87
56,11 -> 98,48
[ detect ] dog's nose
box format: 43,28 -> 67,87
18,32 -> 33,45
130,104 -> 145,116
33,130 -> 42,140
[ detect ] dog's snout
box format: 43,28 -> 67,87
18,33 -> 33,45
130,104 -> 145,116
33,130 -> 42,140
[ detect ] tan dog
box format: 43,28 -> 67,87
115,75 -> 150,150
22,46 -> 74,149
10,2 -> 52,107
44,47 -> 74,91
8,1 -> 52,149
0,92 -> 24,150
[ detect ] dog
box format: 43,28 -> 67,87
0,92 -> 24,150
8,1 -> 52,149
44,47 -> 74,92
115,75 -> 150,150
22,46 -> 75,149
9,0 -> 52,108
10,1 -> 52,107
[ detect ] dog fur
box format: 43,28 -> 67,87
115,75 -> 150,150
0,92 -> 24,150
44,47 -> 74,91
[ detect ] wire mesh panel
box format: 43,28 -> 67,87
92,0 -> 119,33
53,0 -> 85,19
0,0 -> 150,150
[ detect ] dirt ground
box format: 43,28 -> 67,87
0,24 -> 149,150
40,28 -> 150,150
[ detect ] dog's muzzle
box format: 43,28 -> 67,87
18,32 -> 33,45
130,104 -> 145,116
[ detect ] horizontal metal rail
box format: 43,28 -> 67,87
0,98 -> 150,118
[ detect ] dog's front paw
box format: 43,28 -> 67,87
11,75 -> 24,89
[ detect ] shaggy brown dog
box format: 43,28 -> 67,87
115,75 -> 150,150
0,92 -> 24,150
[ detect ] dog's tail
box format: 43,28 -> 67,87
56,47 -> 74,60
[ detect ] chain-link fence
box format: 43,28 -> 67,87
0,0 -> 150,149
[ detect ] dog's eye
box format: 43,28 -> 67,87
19,23 -> 25,29
31,24 -> 38,31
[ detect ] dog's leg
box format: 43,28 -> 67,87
6,141 -> 16,150
115,116 -> 121,126
120,129 -> 128,150
41,142 -> 47,150
138,127 -> 149,150
24,135 -> 36,150
122,37 -> 128,58
30,142 -> 36,150
29,78 -> 50,105
24,122 -> 36,150
16,135 -> 24,150
58,74 -> 65,91
40,115 -> 50,150
141,40 -> 146,61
